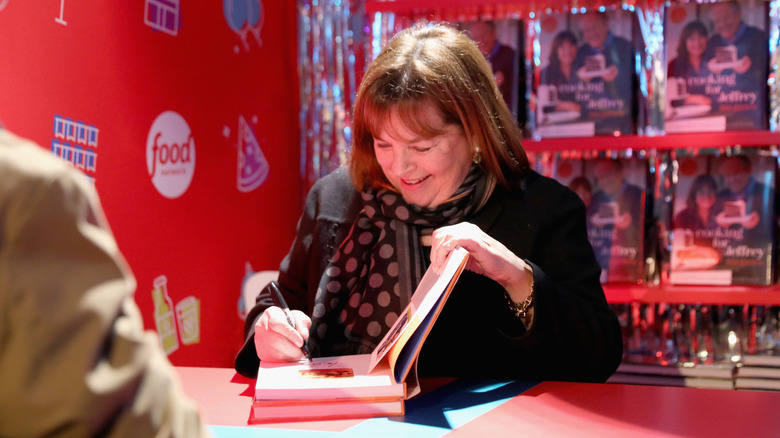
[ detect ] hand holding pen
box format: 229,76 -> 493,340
253,281 -> 312,362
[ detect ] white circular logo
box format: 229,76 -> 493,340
146,111 -> 196,198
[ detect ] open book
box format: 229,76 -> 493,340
250,246 -> 469,423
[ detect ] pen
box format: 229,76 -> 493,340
268,281 -> 311,361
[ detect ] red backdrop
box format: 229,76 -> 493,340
0,0 -> 302,367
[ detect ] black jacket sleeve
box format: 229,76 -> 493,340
234,168 -> 360,377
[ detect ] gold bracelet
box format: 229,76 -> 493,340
505,288 -> 534,318
504,262 -> 534,318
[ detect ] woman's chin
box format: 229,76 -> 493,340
400,192 -> 434,209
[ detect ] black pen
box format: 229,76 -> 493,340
268,281 -> 311,361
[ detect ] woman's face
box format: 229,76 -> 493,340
695,184 -> 716,210
373,104 -> 472,208
556,40 -> 578,66
685,32 -> 707,58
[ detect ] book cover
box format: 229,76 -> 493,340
608,373 -> 735,390
736,366 -> 780,379
735,377 -> 780,391
741,353 -> 780,367
460,19 -> 521,119
670,155 -> 775,285
534,9 -> 634,138
665,1 -> 768,133
617,362 -> 735,379
254,353 -> 405,401
551,157 -> 590,207
250,397 -> 404,424
251,247 -> 469,422
583,158 -> 647,283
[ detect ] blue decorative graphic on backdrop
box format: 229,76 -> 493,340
51,114 -> 99,185
223,0 -> 263,52
145,0 -> 181,36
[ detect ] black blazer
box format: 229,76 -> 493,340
236,167 -> 622,383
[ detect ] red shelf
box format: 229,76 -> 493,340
364,0 -> 639,15
524,131 -> 780,153
605,284 -> 780,305
366,0 -> 521,14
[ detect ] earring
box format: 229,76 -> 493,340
472,146 -> 482,165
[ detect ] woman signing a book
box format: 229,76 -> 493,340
235,23 -> 623,382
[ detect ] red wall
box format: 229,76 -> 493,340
0,1 -> 302,367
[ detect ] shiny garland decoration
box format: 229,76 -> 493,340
297,0 -> 365,193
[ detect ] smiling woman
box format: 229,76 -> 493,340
372,105 -> 472,209
235,23 -> 623,383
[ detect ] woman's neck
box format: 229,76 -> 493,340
689,55 -> 702,73
560,64 -> 572,80
697,205 -> 710,225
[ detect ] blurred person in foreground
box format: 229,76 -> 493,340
236,23 -> 622,382
0,127 -> 210,437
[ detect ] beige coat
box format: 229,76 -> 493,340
0,129 -> 210,437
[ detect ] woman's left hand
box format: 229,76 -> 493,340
429,222 -> 533,302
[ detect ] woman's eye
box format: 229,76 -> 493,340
413,146 -> 432,153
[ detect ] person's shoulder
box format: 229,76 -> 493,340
613,34 -> 633,47
507,169 -> 587,214
742,23 -> 766,38
540,65 -> 552,81
497,44 -> 515,56
305,166 -> 361,219
0,129 -> 80,194
668,57 -> 685,77
0,129 -> 67,173
706,33 -> 727,46
624,181 -> 644,195
517,169 -> 577,201
309,166 -> 353,194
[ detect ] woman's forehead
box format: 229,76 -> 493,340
371,102 -> 450,140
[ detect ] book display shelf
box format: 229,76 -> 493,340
365,0 -> 780,307
366,0 -> 780,389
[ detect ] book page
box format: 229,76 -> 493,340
368,247 -> 469,377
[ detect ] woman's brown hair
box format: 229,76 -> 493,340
349,23 -> 528,191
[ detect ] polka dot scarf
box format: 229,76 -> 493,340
309,165 -> 495,357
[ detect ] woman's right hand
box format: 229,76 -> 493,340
254,306 -> 311,362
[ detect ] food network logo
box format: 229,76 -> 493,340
146,111 -> 195,198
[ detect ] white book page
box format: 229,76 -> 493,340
368,246 -> 469,373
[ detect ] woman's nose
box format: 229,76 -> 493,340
392,149 -> 413,174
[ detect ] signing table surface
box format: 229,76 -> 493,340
176,366 -> 780,438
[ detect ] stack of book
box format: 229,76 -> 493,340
607,362 -> 735,390
251,354 -> 407,422
249,247 -> 470,423
735,354 -> 780,391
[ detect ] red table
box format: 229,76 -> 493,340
176,366 -> 780,437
